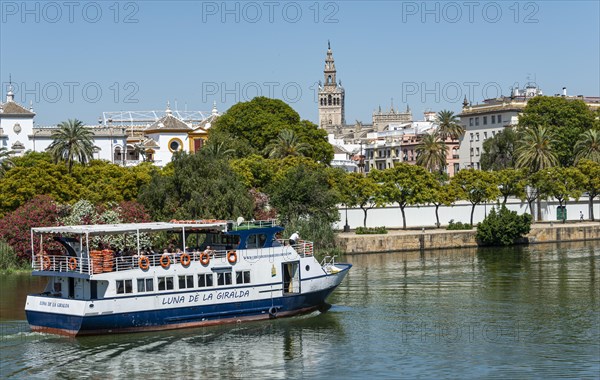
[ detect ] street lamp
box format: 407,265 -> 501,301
343,205 -> 350,232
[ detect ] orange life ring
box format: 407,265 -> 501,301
200,252 -> 210,266
68,257 -> 77,271
227,250 -> 237,264
160,255 -> 171,268
180,253 -> 191,267
139,256 -> 150,270
42,256 -> 51,270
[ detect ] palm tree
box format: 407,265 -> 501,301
515,125 -> 559,221
263,129 -> 311,159
515,125 -> 559,172
435,110 -> 464,140
0,147 -> 15,177
416,132 -> 448,173
47,119 -> 96,172
574,129 -> 600,164
203,141 -> 235,159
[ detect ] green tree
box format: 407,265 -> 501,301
574,129 -> 600,164
267,163 -> 339,225
202,140 -> 236,160
47,119 -> 96,172
345,173 -> 380,227
515,125 -> 559,172
450,169 -> 500,225
476,205 -> 532,246
435,110 -> 464,140
537,167 -> 586,223
230,154 -> 275,190
138,152 -> 253,221
0,147 -> 15,178
480,128 -> 517,171
371,164 -> 436,230
211,97 -> 333,163
494,168 -> 526,205
263,129 -> 312,159
518,96 -> 595,166
576,159 -> 600,221
415,132 -> 448,173
428,173 -> 457,228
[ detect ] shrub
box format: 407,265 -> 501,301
447,220 -> 472,230
476,205 -> 532,246
355,226 -> 388,235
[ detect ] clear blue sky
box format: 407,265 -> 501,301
1,1 -> 599,126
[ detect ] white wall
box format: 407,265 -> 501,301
334,198 -> 599,229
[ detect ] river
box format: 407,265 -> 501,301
1,242 -> 599,378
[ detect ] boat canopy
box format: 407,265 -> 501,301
32,221 -> 229,236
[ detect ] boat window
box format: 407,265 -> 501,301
247,234 -> 267,249
158,276 -> 174,291
137,278 -> 154,292
217,272 -> 232,286
198,273 -> 213,287
178,275 -> 194,289
116,279 -> 133,294
236,270 -> 251,284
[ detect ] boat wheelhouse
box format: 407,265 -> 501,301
25,220 -> 351,336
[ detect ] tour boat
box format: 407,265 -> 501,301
24,220 -> 351,336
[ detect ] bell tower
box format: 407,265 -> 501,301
318,41 -> 345,132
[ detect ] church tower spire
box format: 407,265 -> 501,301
318,42 -> 345,131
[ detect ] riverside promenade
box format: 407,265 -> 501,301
335,221 -> 600,254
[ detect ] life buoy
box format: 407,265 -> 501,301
68,257 -> 77,271
180,253 -> 191,267
42,256 -> 51,270
227,251 -> 237,264
160,255 -> 171,268
139,256 -> 150,270
268,306 -> 277,318
200,252 -> 210,266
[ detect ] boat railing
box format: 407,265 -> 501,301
33,246 -> 311,275
277,239 -> 314,257
235,219 -> 278,229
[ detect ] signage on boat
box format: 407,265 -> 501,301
39,299 -> 70,309
161,289 -> 251,305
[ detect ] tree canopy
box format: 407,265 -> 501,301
210,97 -> 333,164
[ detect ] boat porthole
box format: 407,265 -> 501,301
305,265 -> 310,271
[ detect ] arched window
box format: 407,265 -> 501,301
114,146 -> 122,162
328,95 -> 332,106
327,75 -> 332,84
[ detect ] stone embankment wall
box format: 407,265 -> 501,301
335,223 -> 600,254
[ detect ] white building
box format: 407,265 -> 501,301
0,82 -> 35,155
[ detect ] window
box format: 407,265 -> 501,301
476,147 -> 480,156
116,279 -> 133,294
475,117 -> 479,126
483,116 -> 487,125
476,162 -> 480,170
236,270 -> 251,284
217,272 -> 232,286
484,132 -> 488,139
137,278 -> 154,292
247,234 -> 267,249
491,115 -> 496,124
492,131 -> 496,137
476,133 -> 480,141
497,114 -> 502,123
198,273 -> 213,287
158,276 -> 174,291
178,275 -> 194,289
470,148 -> 474,157
469,118 -> 473,126
168,138 -> 183,153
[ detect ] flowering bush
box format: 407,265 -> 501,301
0,195 -> 60,261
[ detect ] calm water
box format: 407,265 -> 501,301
1,242 -> 599,379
